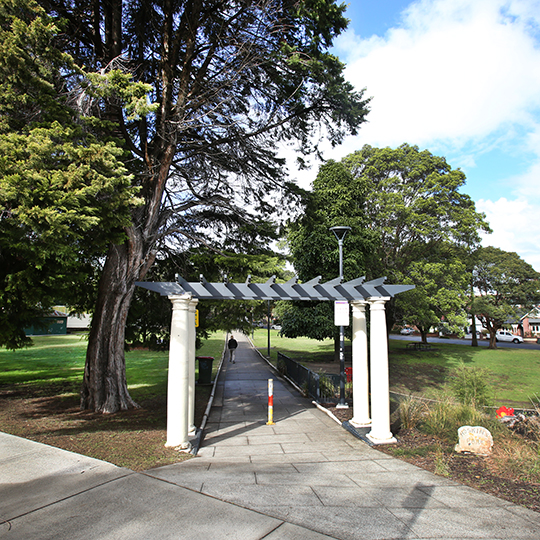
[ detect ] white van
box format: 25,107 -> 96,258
495,330 -> 523,344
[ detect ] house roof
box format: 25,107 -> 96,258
46,310 -> 68,318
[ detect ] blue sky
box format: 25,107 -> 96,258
290,0 -> 540,271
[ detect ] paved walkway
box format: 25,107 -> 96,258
2,333 -> 540,539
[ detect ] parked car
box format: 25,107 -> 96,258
495,330 -> 523,344
400,327 -> 414,335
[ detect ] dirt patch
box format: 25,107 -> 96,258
0,383 -> 211,471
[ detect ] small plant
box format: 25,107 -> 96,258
492,436 -> 540,484
422,396 -> 486,441
397,395 -> 427,430
449,363 -> 493,408
434,446 -> 450,477
318,371 -> 337,399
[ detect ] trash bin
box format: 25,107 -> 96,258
197,356 -> 214,385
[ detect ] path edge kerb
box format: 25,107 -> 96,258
190,336 -> 227,455
247,335 -> 375,446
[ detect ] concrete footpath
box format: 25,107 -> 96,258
2,333 -> 540,539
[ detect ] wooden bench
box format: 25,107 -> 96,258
406,342 -> 433,351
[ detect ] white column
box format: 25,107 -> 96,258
188,298 -> 199,436
350,301 -> 371,427
367,297 -> 396,444
166,294 -> 192,450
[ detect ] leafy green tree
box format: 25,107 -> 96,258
35,0 -> 369,412
0,0 -> 143,348
396,258 -> 469,343
285,144 -> 489,340
280,160 -> 375,355
472,246 -> 540,349
343,144 -> 488,329
342,144 -> 489,281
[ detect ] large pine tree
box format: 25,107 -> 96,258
0,0 -> 141,349
33,0 -> 369,412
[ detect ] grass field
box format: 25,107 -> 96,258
251,329 -> 540,408
0,333 -> 226,402
0,333 -> 227,470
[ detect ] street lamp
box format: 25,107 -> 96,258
330,226 -> 351,408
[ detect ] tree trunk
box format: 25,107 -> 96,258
488,329 -> 497,349
80,227 -> 154,412
471,315 -> 478,347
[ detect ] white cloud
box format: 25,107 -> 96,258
477,197 -> 540,271
283,0 -> 540,270
507,159 -> 540,201
328,0 -> 540,271
337,0 -> 540,149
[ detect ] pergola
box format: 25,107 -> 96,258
137,275 -> 413,450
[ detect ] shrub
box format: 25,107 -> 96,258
397,395 -> 428,430
421,397 -> 486,441
449,363 -> 493,408
318,371 -> 336,399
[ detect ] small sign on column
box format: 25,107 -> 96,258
334,301 -> 350,326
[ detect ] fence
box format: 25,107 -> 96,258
277,352 -> 345,403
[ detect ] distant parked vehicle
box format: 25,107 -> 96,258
400,327 -> 414,335
495,330 -> 523,344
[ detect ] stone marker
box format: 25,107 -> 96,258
454,425 -> 493,455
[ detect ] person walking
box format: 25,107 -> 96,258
228,335 -> 238,363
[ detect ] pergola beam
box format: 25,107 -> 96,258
136,275 -> 413,302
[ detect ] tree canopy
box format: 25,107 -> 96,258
0,0 -> 143,348
24,0 -> 369,412
279,159 -> 375,343
283,144 -> 490,341
342,144 -> 490,282
395,257 -> 469,343
472,246 -> 540,348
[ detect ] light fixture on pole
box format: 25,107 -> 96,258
330,226 -> 351,409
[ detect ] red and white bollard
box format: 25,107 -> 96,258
266,378 -> 275,425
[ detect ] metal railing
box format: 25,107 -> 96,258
277,352 -> 342,403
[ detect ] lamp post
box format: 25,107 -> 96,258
330,226 -> 351,409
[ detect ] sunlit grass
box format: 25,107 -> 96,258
251,328 -> 338,364
0,333 -> 226,402
251,329 -> 540,407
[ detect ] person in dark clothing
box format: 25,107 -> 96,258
228,335 -> 238,363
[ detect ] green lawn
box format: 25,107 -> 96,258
251,329 -> 540,408
0,333 -> 226,401
251,329 -> 336,363
388,340 -> 540,407
2,332 -> 538,408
